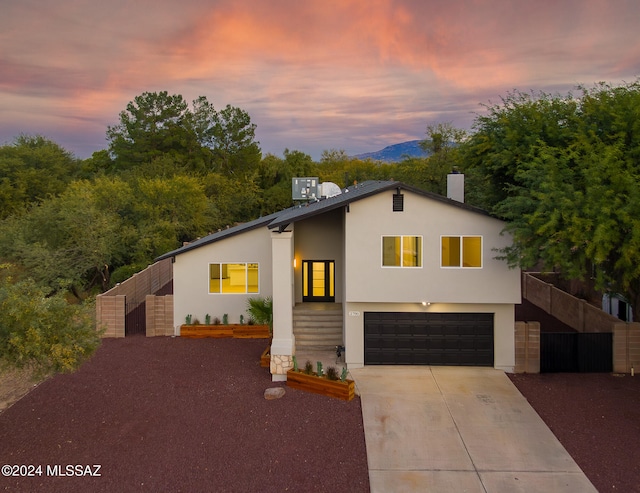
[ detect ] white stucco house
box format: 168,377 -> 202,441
157,178 -> 521,380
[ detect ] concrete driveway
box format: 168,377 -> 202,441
349,366 -> 597,493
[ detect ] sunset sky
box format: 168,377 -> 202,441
1,0 -> 639,159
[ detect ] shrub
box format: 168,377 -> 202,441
303,360 -> 313,375
325,366 -> 339,380
0,267 -> 101,376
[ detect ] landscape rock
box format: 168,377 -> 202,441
264,387 -> 286,400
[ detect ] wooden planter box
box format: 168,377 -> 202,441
180,324 -> 270,339
286,370 -> 355,401
260,345 -> 271,368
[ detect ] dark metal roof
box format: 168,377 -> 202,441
267,180 -> 399,231
156,180 -> 492,260
268,180 -> 491,230
155,210 -> 282,261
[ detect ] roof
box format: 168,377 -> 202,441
267,180 -> 490,231
156,180 -> 492,260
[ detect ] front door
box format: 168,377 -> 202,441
302,260 -> 335,302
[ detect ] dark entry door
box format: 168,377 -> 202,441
302,260 -> 335,302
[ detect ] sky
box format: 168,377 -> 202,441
1,0 -> 639,160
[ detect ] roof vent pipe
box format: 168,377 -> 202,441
447,171 -> 464,203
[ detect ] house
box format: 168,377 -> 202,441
156,178 -> 521,380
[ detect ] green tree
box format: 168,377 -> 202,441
106,91 -> 206,171
0,135 -> 80,218
194,100 -> 261,177
464,81 -> 640,314
0,181 -> 123,297
418,123 -> 468,195
0,265 -> 100,376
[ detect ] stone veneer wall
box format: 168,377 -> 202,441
270,354 -> 293,377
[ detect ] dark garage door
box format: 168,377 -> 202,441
364,312 -> 494,366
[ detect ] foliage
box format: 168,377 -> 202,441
205,314 -> 211,325
107,92 -> 261,176
0,135 -> 80,218
185,314 -> 192,324
462,81 -> 640,314
246,296 -> 273,330
0,266 -> 101,376
0,181 -> 123,297
340,367 -> 348,382
325,366 -> 339,380
303,360 -> 313,375
316,361 -> 323,376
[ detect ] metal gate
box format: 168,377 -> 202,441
125,299 -> 146,336
541,332 -> 612,372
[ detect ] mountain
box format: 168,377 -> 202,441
352,140 -> 429,162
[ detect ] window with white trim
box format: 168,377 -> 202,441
441,236 -> 482,268
382,236 -> 422,267
209,263 -> 259,293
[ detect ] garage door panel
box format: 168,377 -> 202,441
364,312 -> 494,366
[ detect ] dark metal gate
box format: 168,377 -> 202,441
541,332 -> 612,372
125,299 -> 146,336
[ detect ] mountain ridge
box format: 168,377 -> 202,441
352,140 -> 429,162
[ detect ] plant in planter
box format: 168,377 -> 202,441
213,316 -> 221,325
246,296 -> 273,336
286,362 -> 355,401
205,314 -> 211,325
325,366 -> 339,381
222,313 -> 228,325
185,314 -> 192,324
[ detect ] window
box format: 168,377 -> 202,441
209,263 -> 259,293
382,236 -> 422,267
441,236 -> 482,268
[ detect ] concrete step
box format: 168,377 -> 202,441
293,308 -> 343,349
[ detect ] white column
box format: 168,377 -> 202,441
270,229 -> 295,381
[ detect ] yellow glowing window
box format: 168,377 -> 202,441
441,236 -> 482,268
209,263 -> 259,293
382,236 -> 422,267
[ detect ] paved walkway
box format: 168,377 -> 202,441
349,366 -> 597,493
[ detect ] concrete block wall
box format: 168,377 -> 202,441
514,321 -> 540,373
96,295 -> 125,338
613,322 -> 640,373
146,295 -> 174,337
523,273 -> 620,333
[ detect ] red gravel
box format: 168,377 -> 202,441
3,337 -> 639,493
509,372 -> 640,493
0,338 -> 370,492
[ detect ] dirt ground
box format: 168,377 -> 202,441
0,366 -> 42,414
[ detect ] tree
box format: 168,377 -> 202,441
0,135 -> 80,218
463,81 -> 640,315
0,181 -> 124,297
194,99 -> 261,177
418,123 -> 468,195
0,265 -> 101,376
106,91 -> 206,171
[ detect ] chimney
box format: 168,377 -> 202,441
447,171 -> 464,203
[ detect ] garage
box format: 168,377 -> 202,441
364,312 -> 494,366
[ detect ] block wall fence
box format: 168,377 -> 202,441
96,259 -> 173,338
518,273 -> 640,373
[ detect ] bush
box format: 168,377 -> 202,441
0,267 -> 101,376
